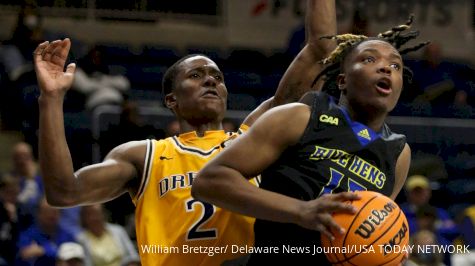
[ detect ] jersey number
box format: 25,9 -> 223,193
185,199 -> 217,240
320,168 -> 366,195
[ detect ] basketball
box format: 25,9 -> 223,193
321,191 -> 409,266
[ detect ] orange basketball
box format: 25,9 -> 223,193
321,191 -> 409,266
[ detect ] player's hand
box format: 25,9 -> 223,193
34,38 -> 76,98
297,192 -> 360,240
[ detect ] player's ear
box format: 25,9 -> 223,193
165,93 -> 177,109
337,74 -> 347,94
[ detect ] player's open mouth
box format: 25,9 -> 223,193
375,78 -> 392,95
202,90 -> 220,98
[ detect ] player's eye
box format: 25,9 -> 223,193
363,56 -> 375,63
390,63 -> 401,71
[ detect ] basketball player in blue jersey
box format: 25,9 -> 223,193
33,1 -> 353,265
193,14 -> 430,266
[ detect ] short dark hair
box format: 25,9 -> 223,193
161,54 -> 210,97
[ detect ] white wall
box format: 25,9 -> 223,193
227,0 -> 475,61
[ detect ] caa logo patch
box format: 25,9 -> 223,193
319,114 -> 339,126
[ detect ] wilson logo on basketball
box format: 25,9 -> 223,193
382,222 -> 409,255
321,191 -> 410,265
354,202 -> 397,239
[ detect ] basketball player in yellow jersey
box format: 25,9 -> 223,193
34,1 -> 339,264
133,127 -> 259,265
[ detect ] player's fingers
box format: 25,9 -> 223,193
60,38 -> 71,58
65,63 -> 76,75
315,223 -> 335,241
50,45 -> 64,65
322,214 -> 346,236
320,201 -> 357,214
330,191 -> 361,201
33,41 -> 49,62
42,40 -> 61,61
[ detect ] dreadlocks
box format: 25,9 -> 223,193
313,15 -> 430,98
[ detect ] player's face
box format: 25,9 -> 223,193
172,56 -> 227,122
339,40 -> 403,115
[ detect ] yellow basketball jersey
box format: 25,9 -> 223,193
133,125 -> 255,266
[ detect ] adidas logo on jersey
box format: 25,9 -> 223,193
358,129 -> 371,140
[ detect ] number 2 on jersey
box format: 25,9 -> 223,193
185,199 -> 217,241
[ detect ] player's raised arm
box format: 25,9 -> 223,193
272,0 -> 336,104
243,0 -> 337,126
35,39 -> 142,207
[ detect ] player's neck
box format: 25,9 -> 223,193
339,98 -> 387,132
179,120 -> 223,137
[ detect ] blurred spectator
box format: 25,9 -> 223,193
451,205 -> 475,266
56,242 -> 86,266
0,3 -> 45,130
0,3 -> 43,81
406,230 -> 446,266
17,198 -> 76,266
449,90 -> 473,118
59,206 -> 82,240
401,175 -> 458,236
11,142 -> 43,230
407,42 -> 473,117
400,175 -> 459,265
0,174 -> 20,266
77,204 -> 139,266
457,205 -> 475,248
415,204 -> 439,231
72,46 -> 130,110
11,140 -> 81,238
11,142 -> 42,205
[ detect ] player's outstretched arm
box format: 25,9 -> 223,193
272,0 -> 337,104
193,104 -> 359,239
35,39 -> 143,207
243,0 -> 337,126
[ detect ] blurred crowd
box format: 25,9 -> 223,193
0,142 -> 141,266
